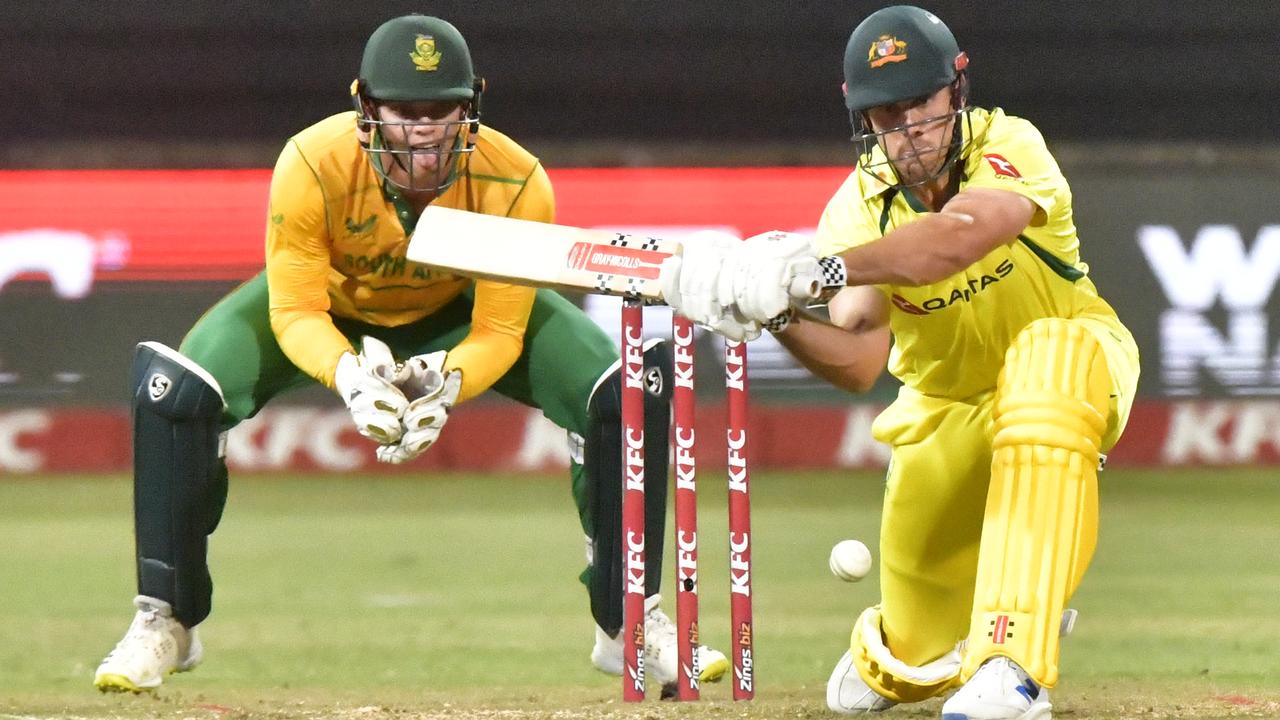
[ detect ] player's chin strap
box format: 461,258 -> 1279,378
467,77 -> 484,148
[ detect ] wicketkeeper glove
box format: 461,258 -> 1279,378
374,350 -> 464,465
334,338 -> 411,444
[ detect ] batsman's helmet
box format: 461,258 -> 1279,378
351,15 -> 484,192
843,5 -> 965,113
842,5 -> 971,187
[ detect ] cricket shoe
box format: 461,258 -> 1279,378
941,657 -> 1051,720
591,594 -> 730,689
826,649 -> 897,714
94,595 -> 203,692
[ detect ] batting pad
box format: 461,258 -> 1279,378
850,605 -> 962,703
963,318 -> 1110,688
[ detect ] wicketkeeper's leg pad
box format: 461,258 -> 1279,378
583,339 -> 672,636
131,341 -> 229,628
850,605 -> 962,704
963,318 -> 1111,687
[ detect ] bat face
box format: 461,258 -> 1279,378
407,206 -> 681,300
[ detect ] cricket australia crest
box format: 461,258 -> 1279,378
868,35 -> 908,68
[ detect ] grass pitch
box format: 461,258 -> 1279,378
0,468 -> 1277,719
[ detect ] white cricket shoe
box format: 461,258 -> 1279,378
827,649 -> 897,714
941,657 -> 1051,720
591,594 -> 730,688
94,596 -> 202,692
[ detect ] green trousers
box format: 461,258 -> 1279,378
182,273 -> 615,438
150,272 -> 624,626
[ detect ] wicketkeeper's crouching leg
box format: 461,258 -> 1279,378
578,339 -> 729,689
95,341 -> 228,692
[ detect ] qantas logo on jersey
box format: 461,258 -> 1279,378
890,294 -> 928,315
892,258 -> 1014,314
984,154 -> 1021,178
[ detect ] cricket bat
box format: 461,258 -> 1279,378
407,206 -> 675,299
406,206 -> 819,302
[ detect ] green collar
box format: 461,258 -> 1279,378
877,186 -> 931,235
382,182 -> 420,235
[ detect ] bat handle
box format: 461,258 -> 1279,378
789,273 -> 821,300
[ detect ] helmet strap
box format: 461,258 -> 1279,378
950,70 -> 970,112
467,77 -> 485,150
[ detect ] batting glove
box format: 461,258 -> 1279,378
659,233 -> 764,342
731,231 -> 823,322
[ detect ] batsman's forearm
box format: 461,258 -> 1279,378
836,212 -> 979,287
772,314 -> 889,394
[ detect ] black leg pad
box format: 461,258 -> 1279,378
131,341 -> 227,628
584,339 -> 673,636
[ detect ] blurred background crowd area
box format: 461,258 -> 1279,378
7,0 -> 1280,169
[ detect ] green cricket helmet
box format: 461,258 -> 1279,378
842,6 -> 971,187
351,15 -> 484,193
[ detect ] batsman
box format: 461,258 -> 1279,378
661,6 -> 1139,719
94,14 -> 726,694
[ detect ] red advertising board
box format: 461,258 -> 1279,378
3,168 -> 1278,473
1,400 -> 1277,475
0,170 -> 271,281
0,168 -> 850,284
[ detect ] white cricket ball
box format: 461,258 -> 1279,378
829,540 -> 872,582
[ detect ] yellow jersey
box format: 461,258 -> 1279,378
265,111 -> 552,401
815,107 -> 1127,403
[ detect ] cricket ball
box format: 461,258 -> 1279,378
829,539 -> 872,582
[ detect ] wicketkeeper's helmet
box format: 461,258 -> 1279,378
351,15 -> 484,192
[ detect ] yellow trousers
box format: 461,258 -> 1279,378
851,314 -> 1139,699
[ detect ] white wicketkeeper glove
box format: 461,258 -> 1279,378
374,350 -> 464,465
334,337 -> 410,445
659,233 -> 763,342
730,231 -> 822,322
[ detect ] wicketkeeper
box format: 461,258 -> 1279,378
659,6 -> 1140,719
94,14 -> 726,694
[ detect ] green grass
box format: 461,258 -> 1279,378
0,468 -> 1277,718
